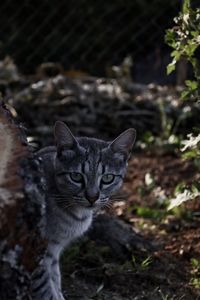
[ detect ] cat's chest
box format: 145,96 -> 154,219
47,207 -> 93,247
62,214 -> 92,239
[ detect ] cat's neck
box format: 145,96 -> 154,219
46,196 -> 93,255
47,196 -> 93,221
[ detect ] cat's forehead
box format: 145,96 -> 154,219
77,137 -> 124,169
78,137 -> 109,160
77,137 -> 108,151
58,137 -> 125,171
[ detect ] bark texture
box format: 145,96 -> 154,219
0,102 -> 46,300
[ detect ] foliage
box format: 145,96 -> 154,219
168,133 -> 200,210
131,255 -> 153,271
168,185 -> 200,210
182,132 -> 200,168
166,0 -> 200,210
165,0 -> 200,100
181,132 -> 200,152
190,258 -> 200,289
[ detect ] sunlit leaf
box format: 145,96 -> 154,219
185,80 -> 198,90
182,149 -> 198,159
183,0 -> 190,14
181,90 -> 190,100
181,133 -> 200,151
167,61 -> 176,75
168,189 -> 200,210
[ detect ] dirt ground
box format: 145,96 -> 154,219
61,149 -> 200,300
2,67 -> 199,299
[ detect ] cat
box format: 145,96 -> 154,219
31,121 -> 136,300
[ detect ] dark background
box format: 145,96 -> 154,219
0,0 -> 182,83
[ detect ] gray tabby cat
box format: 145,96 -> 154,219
31,121 -> 136,300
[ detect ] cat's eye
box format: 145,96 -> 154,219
101,174 -> 115,184
69,172 -> 83,183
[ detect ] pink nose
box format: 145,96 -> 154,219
85,191 -> 100,204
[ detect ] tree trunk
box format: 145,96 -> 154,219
0,101 -> 46,300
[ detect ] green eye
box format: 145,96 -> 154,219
101,174 -> 115,184
69,172 -> 83,183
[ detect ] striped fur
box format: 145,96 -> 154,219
31,122 -> 136,299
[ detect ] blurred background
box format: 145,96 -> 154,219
0,0 -> 199,143
0,0 -> 181,83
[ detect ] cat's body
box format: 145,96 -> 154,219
31,122 -> 136,300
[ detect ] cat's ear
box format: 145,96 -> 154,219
110,128 -> 136,158
54,121 -> 78,154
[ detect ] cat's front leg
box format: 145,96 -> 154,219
31,263 -> 60,300
50,256 -> 66,300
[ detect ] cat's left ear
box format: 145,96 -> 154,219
110,128 -> 136,158
54,121 -> 78,155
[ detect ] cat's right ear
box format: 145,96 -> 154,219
109,128 -> 136,159
54,121 -> 77,155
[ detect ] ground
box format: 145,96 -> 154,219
61,150 -> 200,300
1,66 -> 199,299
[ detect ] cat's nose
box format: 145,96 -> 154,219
85,190 -> 100,204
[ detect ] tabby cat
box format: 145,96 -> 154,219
31,121 -> 136,300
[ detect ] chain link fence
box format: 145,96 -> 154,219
0,0 -> 194,83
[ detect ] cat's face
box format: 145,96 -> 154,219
53,121 -> 136,211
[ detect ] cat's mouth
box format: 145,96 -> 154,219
82,198 -> 110,209
73,196 -> 109,209
76,199 -> 98,209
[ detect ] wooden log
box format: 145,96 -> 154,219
0,102 -> 46,300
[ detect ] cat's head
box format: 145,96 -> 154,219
53,121 -> 136,210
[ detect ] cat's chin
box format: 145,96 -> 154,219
75,202 -> 99,210
80,203 -> 96,210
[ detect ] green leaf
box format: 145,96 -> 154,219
141,256 -> 152,269
191,31 -> 199,37
185,41 -> 198,57
185,80 -> 198,90
182,149 -> 198,159
175,182 -> 187,193
191,258 -> 199,268
181,90 -> 190,100
183,0 -> 190,14
165,29 -> 177,48
167,61 -> 176,75
135,206 -> 165,219
191,184 -> 200,194
168,189 -> 200,210
171,50 -> 181,60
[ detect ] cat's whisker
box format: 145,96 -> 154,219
50,199 -> 68,203
63,205 -> 75,210
56,200 -> 74,205
58,202 -> 76,210
102,202 -> 113,209
110,194 -> 126,199
48,194 -> 71,199
110,197 -> 126,202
